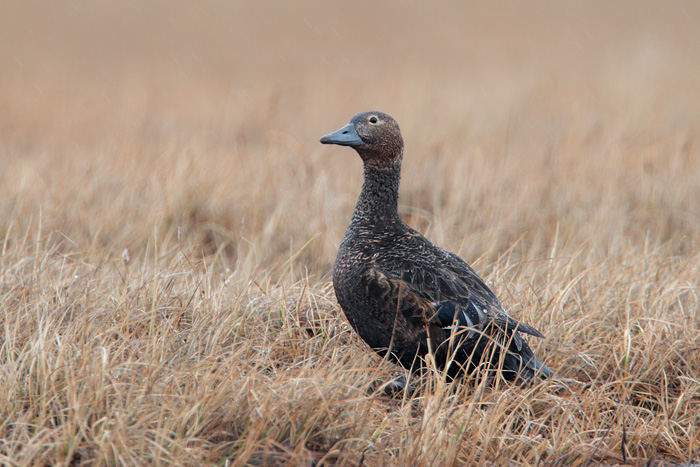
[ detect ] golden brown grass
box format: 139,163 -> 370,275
1,1 -> 699,465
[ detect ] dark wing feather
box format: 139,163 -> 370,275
360,267 -> 449,369
434,300 -> 484,330
370,230 -> 552,380
384,232 -> 545,341
360,231 -> 553,379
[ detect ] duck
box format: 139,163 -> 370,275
320,111 -> 553,382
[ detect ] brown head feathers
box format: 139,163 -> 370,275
320,111 -> 403,166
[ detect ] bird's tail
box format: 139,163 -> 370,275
502,347 -> 554,382
525,355 -> 554,379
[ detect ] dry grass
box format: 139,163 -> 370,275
1,1 -> 700,465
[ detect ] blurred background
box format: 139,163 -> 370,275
1,0 -> 699,274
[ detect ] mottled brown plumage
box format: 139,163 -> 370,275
321,111 -> 553,382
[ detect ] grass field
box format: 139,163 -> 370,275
1,1 -> 700,465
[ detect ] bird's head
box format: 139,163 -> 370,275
320,111 -> 404,166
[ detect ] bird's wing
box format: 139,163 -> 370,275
375,232 -> 545,349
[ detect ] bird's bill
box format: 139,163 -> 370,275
320,123 -> 362,146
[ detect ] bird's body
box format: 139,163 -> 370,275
321,111 -> 552,382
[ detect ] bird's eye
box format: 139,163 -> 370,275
369,116 -> 378,124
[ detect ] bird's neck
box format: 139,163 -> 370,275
350,155 -> 403,227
